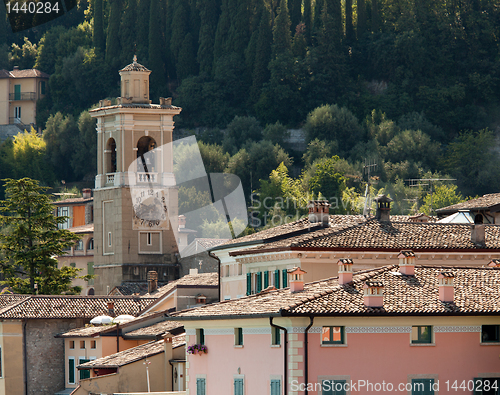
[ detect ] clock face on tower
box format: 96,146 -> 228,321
131,187 -> 169,230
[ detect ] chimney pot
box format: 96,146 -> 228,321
147,271 -> 158,294
338,258 -> 353,285
307,200 -> 330,226
363,281 -> 384,307
438,271 -> 455,302
82,188 -> 92,199
288,267 -> 306,293
398,250 -> 416,275
374,195 -> 393,222
471,224 -> 486,247
487,259 -> 500,268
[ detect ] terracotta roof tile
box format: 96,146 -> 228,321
53,197 -> 93,205
8,69 -> 49,78
437,193 -> 500,213
171,265 -> 500,318
145,273 -> 218,299
124,320 -> 183,337
0,296 -> 155,319
57,324 -> 116,338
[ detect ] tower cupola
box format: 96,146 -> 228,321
119,55 -> 151,104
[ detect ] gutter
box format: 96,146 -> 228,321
208,251 -> 221,303
270,317 -> 288,395
304,316 -> 314,395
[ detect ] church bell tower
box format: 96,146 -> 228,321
91,57 -> 181,295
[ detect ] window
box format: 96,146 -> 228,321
79,358 -> 90,380
75,240 -> 84,250
274,269 -> 280,288
196,378 -> 206,395
91,340 -> 96,349
271,379 -> 281,395
80,340 -> 85,349
322,380 -> 347,395
412,326 -> 432,344
14,106 -> 21,119
321,326 -> 345,345
69,340 -> 75,349
87,238 -> 94,250
57,206 -> 70,229
108,232 -> 112,247
234,378 -> 244,395
411,378 -> 434,395
282,269 -> 288,288
147,232 -> 152,245
14,84 -> 20,100
235,328 -> 243,346
482,325 -> 500,343
68,357 -> 75,384
196,328 -> 205,345
272,327 -> 281,346
473,378 -> 500,394
40,80 -> 46,95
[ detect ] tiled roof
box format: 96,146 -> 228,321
170,265 -> 500,318
231,219 -> 500,255
79,334 -> 185,369
0,68 -> 50,78
194,238 -> 229,249
109,282 -> 167,296
67,224 -> 94,234
90,103 -> 181,111
53,197 -> 93,205
0,296 -> 156,319
145,273 -> 218,299
123,320 -> 183,338
119,60 -> 150,72
0,294 -> 29,310
436,193 -> 500,213
56,324 -> 116,338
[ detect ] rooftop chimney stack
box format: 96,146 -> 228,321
487,259 -> 500,268
107,301 -> 115,317
147,271 -> 158,294
308,200 -> 330,226
374,195 -> 393,222
189,268 -> 199,275
363,281 -> 384,307
438,271 -> 455,302
338,258 -> 354,285
82,188 -> 92,199
289,267 -> 306,293
398,250 -> 416,276
471,224 -> 486,247
178,215 -> 186,229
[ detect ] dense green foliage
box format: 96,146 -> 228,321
0,178 -> 87,294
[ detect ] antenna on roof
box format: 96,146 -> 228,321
363,159 -> 378,217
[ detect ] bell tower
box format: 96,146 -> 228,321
91,57 -> 182,295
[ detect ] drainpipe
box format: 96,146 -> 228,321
23,319 -> 28,395
168,360 -> 174,392
270,317 -> 287,395
116,323 -> 120,352
304,316 -> 314,395
209,251 -> 221,302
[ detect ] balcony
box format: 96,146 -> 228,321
10,92 -> 36,101
137,172 -> 158,183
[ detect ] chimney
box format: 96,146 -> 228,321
307,200 -> 330,226
374,195 -> 393,222
288,267 -> 306,293
178,215 -> 186,229
363,281 -> 384,307
437,271 -> 455,302
398,250 -> 416,276
147,271 -> 158,294
487,259 -> 500,268
189,268 -> 199,275
107,301 -> 115,317
82,188 -> 92,199
471,224 -> 486,247
337,259 -> 353,285
195,294 -> 207,304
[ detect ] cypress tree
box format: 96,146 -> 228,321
357,0 -> 367,38
372,0 -> 380,32
120,0 -> 137,65
272,0 -> 292,58
93,0 -> 105,54
197,0 -> 220,75
249,6 -> 272,103
345,0 -> 354,41
227,0 -> 250,56
149,0 -> 167,98
177,32 -> 198,80
136,0 -> 151,62
303,0 -> 312,44
170,0 -> 190,75
313,0 -> 324,37
105,0 -> 122,68
288,0 -> 302,34
213,0 -> 231,63
164,0 -> 176,81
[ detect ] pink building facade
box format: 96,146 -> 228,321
172,259 -> 500,395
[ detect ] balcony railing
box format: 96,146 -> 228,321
137,172 -> 158,183
106,173 -> 115,185
10,92 -> 36,101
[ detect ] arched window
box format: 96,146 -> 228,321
105,138 -> 117,174
136,136 -> 157,173
87,288 -> 95,296
87,238 -> 94,250
475,214 -> 484,224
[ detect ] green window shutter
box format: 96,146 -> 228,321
79,359 -> 90,380
411,379 -> 434,395
282,269 -> 288,288
197,378 -> 206,395
14,84 -> 20,100
274,269 -> 280,288
264,271 -> 269,288
333,380 -> 347,395
271,379 -> 281,395
322,380 -> 334,395
257,272 -> 262,293
246,273 -> 251,295
68,359 -> 75,383
41,81 -> 46,94
234,378 -> 244,395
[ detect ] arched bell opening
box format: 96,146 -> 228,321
105,138 -> 117,174
137,136 -> 157,175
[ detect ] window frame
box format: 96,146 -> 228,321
411,326 -> 433,344
271,326 -> 281,346
481,325 -> 500,343
68,356 -> 75,384
234,328 -> 243,346
321,326 -> 345,345
196,328 -> 205,345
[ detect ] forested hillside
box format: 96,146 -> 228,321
0,0 -> 499,230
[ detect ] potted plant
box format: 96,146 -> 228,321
187,343 -> 208,355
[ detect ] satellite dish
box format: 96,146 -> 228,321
112,315 -> 135,323
90,315 -> 113,325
